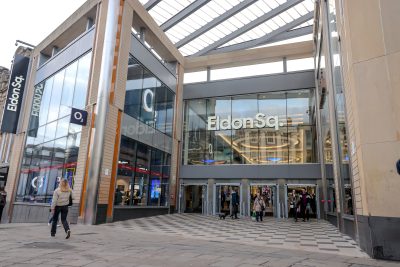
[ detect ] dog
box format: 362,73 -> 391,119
218,212 -> 227,219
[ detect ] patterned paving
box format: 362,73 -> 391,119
110,214 -> 367,257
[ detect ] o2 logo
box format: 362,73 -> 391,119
70,108 -> 88,126
31,176 -> 44,189
143,89 -> 154,112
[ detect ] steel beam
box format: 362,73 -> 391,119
144,0 -> 161,11
206,12 -> 314,55
175,0 -> 258,48
263,25 -> 313,46
160,0 -> 211,32
192,0 -> 305,56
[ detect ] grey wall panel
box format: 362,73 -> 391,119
130,35 -> 177,91
121,114 -> 172,154
183,71 -> 314,99
35,28 -> 95,84
180,164 -> 321,179
11,203 -> 79,223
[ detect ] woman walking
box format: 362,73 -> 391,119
253,192 -> 265,222
51,178 -> 72,238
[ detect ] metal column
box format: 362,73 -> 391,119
84,0 -> 120,225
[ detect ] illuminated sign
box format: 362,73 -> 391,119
207,113 -> 284,131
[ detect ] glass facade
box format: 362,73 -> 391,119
124,56 -> 174,136
183,89 -> 317,165
327,0 -> 352,216
115,136 -> 171,206
16,52 -> 92,203
115,55 -> 175,207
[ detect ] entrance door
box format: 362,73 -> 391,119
285,184 -> 319,219
181,185 -> 207,214
249,185 -> 278,217
215,185 -> 240,215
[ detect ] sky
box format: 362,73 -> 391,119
0,0 -> 87,68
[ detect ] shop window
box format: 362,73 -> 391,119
16,52 -> 91,203
124,55 -> 175,137
182,89 -> 317,165
114,135 -> 171,207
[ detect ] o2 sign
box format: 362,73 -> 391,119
142,89 -> 154,112
70,108 -> 88,126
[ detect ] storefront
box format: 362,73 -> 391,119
179,70 -> 326,218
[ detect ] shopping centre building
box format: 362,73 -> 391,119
0,0 -> 399,260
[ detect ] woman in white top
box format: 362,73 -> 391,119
51,178 -> 72,238
253,192 -> 266,222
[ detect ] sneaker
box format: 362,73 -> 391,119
66,230 -> 71,239
51,233 -> 55,237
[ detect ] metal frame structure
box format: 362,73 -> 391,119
139,0 -> 315,57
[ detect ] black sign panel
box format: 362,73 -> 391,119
1,54 -> 30,133
70,108 -> 88,126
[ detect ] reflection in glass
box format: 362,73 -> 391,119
47,70 -> 65,122
182,89 -> 317,165
288,126 -> 317,163
59,61 -> 78,117
124,55 -> 175,137
73,52 -> 91,109
232,129 -> 259,164
115,135 -> 171,207
16,53 -> 90,203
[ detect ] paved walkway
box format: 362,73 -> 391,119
0,214 -> 399,267
112,214 -> 364,257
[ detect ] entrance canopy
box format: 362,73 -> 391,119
138,0 -> 314,57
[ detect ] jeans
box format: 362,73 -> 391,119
231,204 -> 238,219
256,211 -> 263,222
0,205 -> 4,223
51,205 -> 70,235
300,206 -> 310,221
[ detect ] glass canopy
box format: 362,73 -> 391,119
138,0 -> 314,56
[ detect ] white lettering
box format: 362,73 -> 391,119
220,116 -> 231,130
6,75 -> 25,112
31,84 -> 44,117
206,113 -> 282,130
231,118 -> 243,130
207,116 -> 217,130
255,113 -> 266,128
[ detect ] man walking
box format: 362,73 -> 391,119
230,188 -> 239,219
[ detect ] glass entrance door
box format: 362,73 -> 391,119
215,185 -> 240,215
249,185 -> 278,217
181,185 -> 207,214
285,184 -> 319,219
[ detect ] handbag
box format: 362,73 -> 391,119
68,192 -> 73,206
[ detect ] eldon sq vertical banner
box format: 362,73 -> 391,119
1,54 -> 30,133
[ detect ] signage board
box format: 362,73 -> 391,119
70,108 -> 88,126
1,54 -> 30,133
207,113 -> 284,131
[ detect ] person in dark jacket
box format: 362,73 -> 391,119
230,189 -> 239,219
298,188 -> 311,222
0,186 -> 6,223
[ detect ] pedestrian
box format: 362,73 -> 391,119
289,189 -> 298,222
298,188 -> 311,222
253,192 -> 265,222
0,186 -> 6,223
50,178 -> 73,238
230,188 -> 239,219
